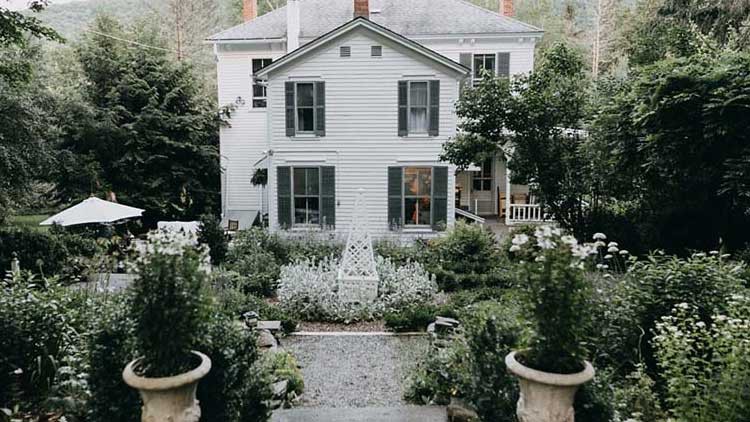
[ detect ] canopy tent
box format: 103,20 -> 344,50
40,197 -> 145,227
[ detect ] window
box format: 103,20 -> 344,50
295,82 -> 315,133
403,167 -> 432,226
293,167 -> 320,225
408,81 -> 429,134
340,46 -> 351,57
371,45 -> 382,57
252,58 -> 272,108
472,159 -> 492,191
473,54 -> 496,86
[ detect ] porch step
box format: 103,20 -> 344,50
271,406 -> 447,422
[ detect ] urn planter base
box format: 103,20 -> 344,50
505,351 -> 595,422
123,351 -> 211,422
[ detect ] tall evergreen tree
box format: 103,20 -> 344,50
55,15 -> 227,224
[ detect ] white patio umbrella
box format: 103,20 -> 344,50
40,197 -> 145,227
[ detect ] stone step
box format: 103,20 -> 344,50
271,406 -> 448,422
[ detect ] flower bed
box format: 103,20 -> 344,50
277,256 -> 437,323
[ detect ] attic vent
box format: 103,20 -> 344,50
340,46 -> 351,57
371,45 -> 382,57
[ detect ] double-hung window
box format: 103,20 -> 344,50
408,82 -> 429,134
403,167 -> 433,226
252,58 -> 272,108
472,54 -> 496,86
285,81 -> 325,137
293,167 -> 320,226
398,80 -> 440,137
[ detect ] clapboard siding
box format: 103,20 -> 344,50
215,26 -> 537,237
265,30 -> 459,237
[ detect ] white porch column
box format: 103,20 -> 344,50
505,159 -> 511,225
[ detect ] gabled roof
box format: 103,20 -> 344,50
255,17 -> 470,78
207,0 -> 543,42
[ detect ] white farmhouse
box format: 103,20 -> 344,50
208,0 -> 544,238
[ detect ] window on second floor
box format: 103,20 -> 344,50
398,80 -> 440,137
473,54 -> 496,86
252,58 -> 273,108
285,81 -> 325,137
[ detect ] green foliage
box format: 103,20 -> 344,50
86,295 -> 139,422
55,15 -> 225,223
406,297 -> 525,422
591,49 -> 750,253
0,1 -> 62,83
510,226 -> 594,373
260,351 -> 304,400
0,227 -> 99,277
211,281 -> 298,334
0,276 -> 79,409
611,365 -> 666,422
428,222 -> 511,291
654,295 -> 750,421
224,228 -> 343,297
384,303 -> 439,332
199,214 -> 229,265
130,237 -> 211,377
198,313 -> 272,422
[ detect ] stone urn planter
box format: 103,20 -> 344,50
123,351 -> 212,422
505,351 -> 595,422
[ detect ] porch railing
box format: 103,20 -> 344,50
507,203 -> 548,224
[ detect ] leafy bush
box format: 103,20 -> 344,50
384,303 -> 439,332
223,252 -> 279,297
374,239 -> 431,267
130,231 -> 211,377
653,295 -> 750,422
0,274 -> 81,410
86,295 -> 139,422
509,226 -> 595,373
259,351 -> 304,403
277,257 -> 437,322
199,214 -> 229,265
0,227 -> 99,276
428,222 -> 508,290
212,284 -> 298,334
406,297 -> 525,422
198,313 -> 272,422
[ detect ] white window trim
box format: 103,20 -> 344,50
252,58 -> 273,108
294,82 -> 317,135
472,53 -> 496,87
290,167 -> 322,227
406,80 -> 430,136
402,167 -> 434,228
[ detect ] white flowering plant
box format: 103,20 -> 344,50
508,225 -> 597,373
653,294 -> 750,421
277,256 -> 438,323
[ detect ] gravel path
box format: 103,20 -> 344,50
284,334 -> 429,408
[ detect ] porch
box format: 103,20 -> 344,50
454,156 -> 549,227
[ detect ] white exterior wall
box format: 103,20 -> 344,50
265,30 -> 461,238
215,28 -> 538,235
216,43 -> 286,216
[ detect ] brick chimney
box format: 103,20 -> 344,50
354,0 -> 369,19
242,0 -> 258,22
501,0 -> 514,17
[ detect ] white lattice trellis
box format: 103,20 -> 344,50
338,189 -> 379,302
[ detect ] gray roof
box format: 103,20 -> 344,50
207,0 -> 543,41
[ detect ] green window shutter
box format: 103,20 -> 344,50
432,166 -> 448,231
315,81 -> 326,136
285,82 -> 295,137
428,80 -> 440,136
398,81 -> 408,137
320,166 -> 335,228
277,166 -> 292,228
459,53 -> 472,96
497,52 -> 510,78
387,167 -> 403,229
